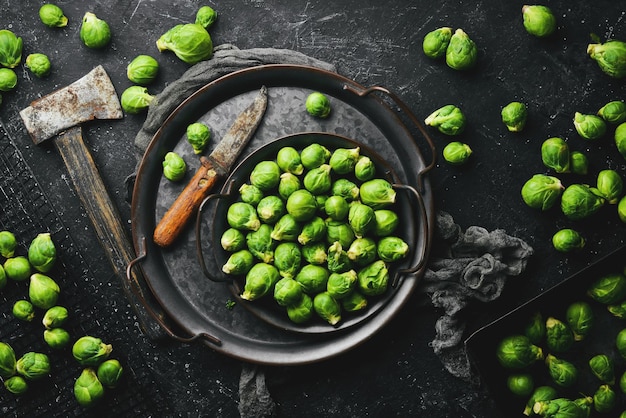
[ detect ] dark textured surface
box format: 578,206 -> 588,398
0,1 -> 625,416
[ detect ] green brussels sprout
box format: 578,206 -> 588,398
250,160 -> 281,191
573,112 -> 607,140
44,328 -> 71,349
300,143 -> 331,169
618,328 -> 626,358
552,229 -> 585,252
42,305 -> 69,329
545,354 -> 578,387
162,152 -> 186,182
0,29 -> 22,68
28,232 -> 56,273
348,202 -> 375,238
80,12 -> 111,49
569,151 -> 589,175
313,292 -> 341,325
246,224 -> 275,263
373,210 -> 399,237
4,256 -> 31,281
241,262 -> 280,301
445,29 -> 477,70
228,202 -> 261,232
521,5 -> 556,37
97,359 -> 123,389
273,277 -> 303,307
72,336 -> 112,366
327,241 -> 353,273
326,220 -> 355,249
127,55 -> 159,85
286,189 -> 317,222
277,173 -> 300,201
186,122 -> 211,154
74,368 -> 104,407
565,301 -> 593,341
496,335 -> 544,369
354,156 -> 376,181
239,184 -> 264,207
329,148 -> 360,175
121,86 -> 155,114
301,242 -> 327,265
295,264 -> 329,294
620,195 -> 626,223
0,230 -> 16,257
220,228 -> 246,252
0,68 -> 17,92
276,146 -> 304,175
573,396 -> 594,417
4,375 -> 27,395
523,385 -> 558,416
597,169 -> 623,204
195,6 -> 218,30
424,104 -> 466,135
256,195 -> 286,224
589,354 -> 615,384
13,300 -> 35,322
507,373 -> 534,397
327,270 -> 357,300
598,100 -> 626,124
332,178 -> 360,202
305,92 -> 331,118
222,249 -> 254,275
39,4 -> 68,28
501,101 -> 527,132
442,141 -> 472,165
532,398 -> 586,417
377,236 -> 409,262
273,242 -> 302,279
157,23 -> 213,64
341,290 -> 368,313
303,164 -> 332,195
541,137 -> 570,173
324,195 -> 349,221
587,39 -> 626,79
524,312 -> 546,344
561,184 -> 605,220
594,384 -> 617,413
16,352 -> 50,380
608,299 -> 626,319
29,273 -> 60,309
298,216 -> 327,245
25,53 -> 51,78
621,370 -> 626,394
422,27 -> 453,59
545,317 -> 574,353
588,273 -> 626,304
357,260 -> 389,296
270,214 -> 302,242
0,342 -> 16,378
347,238 -> 377,266
286,293 -> 313,324
360,179 -> 396,209
616,122 -> 626,160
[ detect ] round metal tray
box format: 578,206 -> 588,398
130,64 -> 435,365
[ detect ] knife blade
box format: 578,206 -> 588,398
153,85 -> 268,247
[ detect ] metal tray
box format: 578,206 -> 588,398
130,64 -> 435,365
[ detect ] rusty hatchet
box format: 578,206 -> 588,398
19,65 -> 167,339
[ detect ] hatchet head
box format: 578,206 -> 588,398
19,65 -> 123,145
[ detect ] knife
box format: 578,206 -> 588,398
153,86 -> 268,247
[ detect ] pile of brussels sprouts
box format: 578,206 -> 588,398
495,264 -> 626,416
0,230 -> 123,407
219,142 -> 410,326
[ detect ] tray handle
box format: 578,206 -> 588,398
127,237 -> 222,346
196,192 -> 235,283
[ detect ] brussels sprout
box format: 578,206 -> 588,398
422,27 -> 452,59
373,210 -> 399,237
295,264 -> 329,294
524,312 -> 546,344
0,342 -> 16,378
348,202 -> 375,238
541,137 -> 570,173
97,359 -> 123,389
327,270 -> 357,300
240,262 -> 280,301
162,152 -> 186,182
44,328 -> 71,349
127,55 -> 159,85
273,242 -> 302,279
80,12 -> 111,49
286,189 -> 317,222
521,5 -> 556,37
16,352 -> 50,380
286,294 -> 313,324
445,29 -> 477,70
270,214 -> 302,242
377,236 -> 409,262
28,232 -> 56,273
313,292 -> 341,325
250,160 -> 281,191
561,184 -> 605,220
573,396 -> 593,417
496,335 -> 544,369
552,229 -> 585,252
315,195 -> 329,211
324,195 -> 349,221
13,300 -> 35,322
360,179 -> 396,209
246,224 -> 275,263
569,151 -> 589,175
195,6 -> 218,30
341,290 -> 368,313
565,301 -> 593,341
522,385 -> 558,416
305,92 -> 331,118
501,101 -> 527,132
357,260 -> 389,296
278,173 -> 301,200
298,216 -> 327,245
0,230 -> 16,257
42,305 -> 69,329
532,398 -> 586,417
588,273 -> 626,304
545,354 -> 578,387
121,86 -> 155,114
29,273 -> 59,309
39,4 -> 68,28
186,122 -> 210,154
589,354 -> 615,384
256,195 -> 286,224
4,375 -> 27,395
574,112 -> 607,140
597,169 -> 623,204
0,68 -> 17,92
25,53 -> 51,78
332,178 -> 360,202
621,370 -> 626,394
276,146 -> 304,175
156,23 -> 213,64
300,143 -> 331,169
72,336 -> 112,366
618,328 -> 626,358
0,30 -> 22,68
594,384 -> 616,413
327,241 -> 353,273
507,373 -> 534,397
74,368 -> 104,407
222,249 -> 254,275
239,184 -> 264,207
347,238 -> 377,267
273,277 -> 303,307
329,148 -> 360,175
301,242 -> 327,265
220,228 -> 246,252
616,122 -> 626,160
4,256 -> 31,281
598,100 -> 626,124
326,220 -> 355,249
228,202 -> 261,232
587,39 -> 626,79
424,104 -> 466,135
442,141 -> 472,165
545,317 -> 574,353
608,300 -> 626,319
303,164 -> 332,195
620,195 -> 626,223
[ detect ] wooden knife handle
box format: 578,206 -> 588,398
153,156 -> 220,247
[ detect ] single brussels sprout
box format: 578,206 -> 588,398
327,241 -> 353,273
13,300 -> 35,322
121,86 -> 155,114
0,29 -> 22,68
565,301 -> 593,341
561,184 -> 605,220
4,256 -> 31,281
496,335 -> 544,369
220,228 -> 246,252
270,214 -> 302,242
574,112 -> 607,140
227,202 -> 261,232
301,143 -> 331,169
422,27 -> 453,59
552,229 -> 585,252
74,368 -> 104,407
501,101 -> 527,132
445,28 -> 477,70
354,156 -> 376,181
332,178 -> 360,202
522,385 -> 558,416
0,68 -> 17,92
594,384 -> 617,413
569,151 -> 589,175
0,342 -> 16,378
222,249 -> 254,275
44,328 -> 71,349
195,6 -> 218,30
239,184 -> 264,207
524,312 -> 546,344
16,352 -> 50,380
620,195 -> 626,223
598,100 -> 626,124
616,122 -> 626,160
313,292 -> 341,325
377,236 -> 409,262
277,173 -> 301,201
618,328 -> 626,358
545,354 -> 578,387
521,5 -> 556,37
286,293 -> 313,324
347,238 -> 377,267
72,336 -> 112,366
28,232 -> 56,273
348,202 -> 375,238
286,189 -> 317,222
424,104 -> 466,135
156,23 -> 213,64
273,242 -> 302,279
39,4 -> 68,27
545,317 -> 574,353
357,260 -> 389,296
608,300 -> 626,319
442,141 -> 472,165
373,210 -> 399,237
597,169 -> 623,204
240,262 -> 280,301
25,53 -> 51,78
532,398 -> 586,417
326,220 -> 355,249
250,160 -> 281,191
4,375 -> 27,395
327,270 -> 357,300
301,242 -> 327,265
274,277 -> 303,307
42,305 -> 69,329
587,39 -> 626,79
305,92 -> 331,118
186,122 -> 211,154
573,396 -> 594,417
329,148 -> 360,175
97,359 -> 123,389
276,146 -> 304,175
298,216 -> 327,245
589,354 -> 615,384
246,224 -> 275,263
80,12 -> 111,49
507,373 -> 534,397
588,273 -> 626,304
303,164 -> 332,195
162,152 -> 186,182
29,273 -> 60,309
127,55 -> 159,85
341,290 -> 368,313
295,264 -> 329,294
541,137 -> 570,173
0,230 -> 16,257
256,195 -> 286,224
324,195 -> 349,221
360,179 -> 396,209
